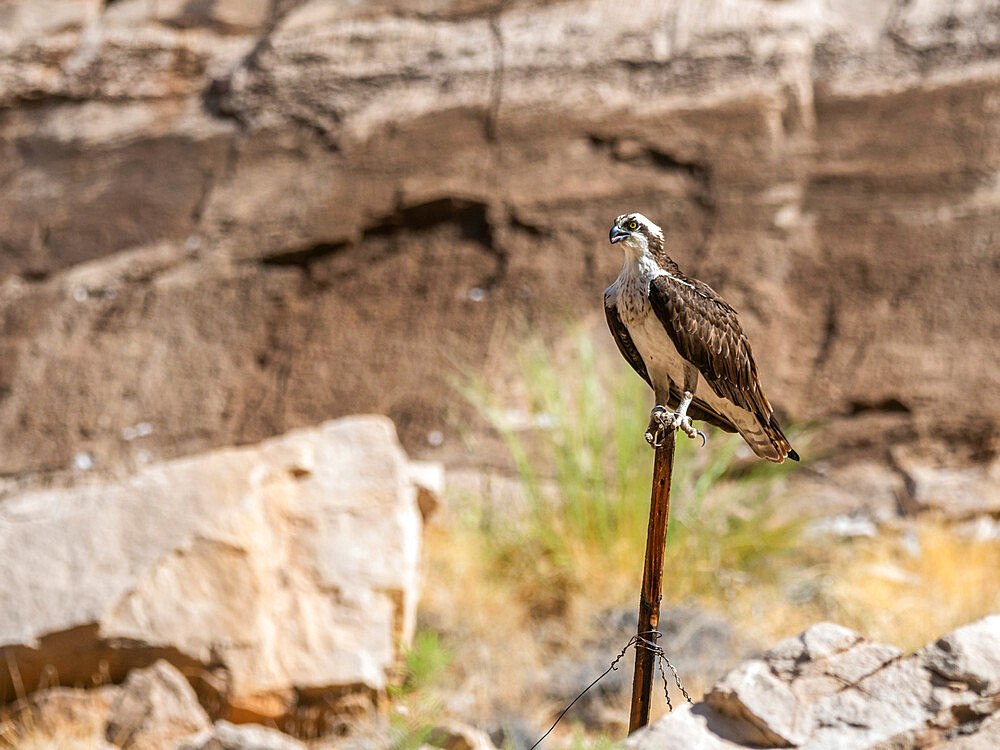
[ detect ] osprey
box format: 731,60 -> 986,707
605,212 -> 799,463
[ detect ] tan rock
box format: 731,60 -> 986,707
707,659 -> 804,746
102,0 -> 271,30
922,616 -> 1000,696
786,461 -> 905,523
939,713 -> 1000,750
105,661 -> 210,750
631,616 -> 1000,749
0,0 -> 101,36
179,720 -> 307,750
808,655 -> 938,749
895,459 -> 1000,521
410,460 -> 446,521
623,703 -> 757,750
764,622 -> 901,688
0,417 -> 430,726
706,622 -> 901,745
426,721 -> 497,750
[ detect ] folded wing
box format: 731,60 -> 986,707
604,293 -> 738,434
647,274 -> 797,461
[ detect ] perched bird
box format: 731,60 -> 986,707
605,212 -> 798,463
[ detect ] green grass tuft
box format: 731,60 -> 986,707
392,630 -> 453,699
462,329 -> 803,611
388,630 -> 454,750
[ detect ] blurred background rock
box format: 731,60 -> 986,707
1,0 -> 999,748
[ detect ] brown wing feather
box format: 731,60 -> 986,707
648,274 -> 764,410
648,274 -> 797,459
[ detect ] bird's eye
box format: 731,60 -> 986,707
627,220 -> 638,230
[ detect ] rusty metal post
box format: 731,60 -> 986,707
628,428 -> 677,734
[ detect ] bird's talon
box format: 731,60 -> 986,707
675,416 -> 708,447
646,405 -> 706,449
646,406 -> 671,449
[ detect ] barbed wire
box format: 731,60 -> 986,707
528,629 -> 691,749
635,630 -> 692,708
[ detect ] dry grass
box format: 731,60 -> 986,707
0,657 -> 112,750
821,519 -> 1000,651
0,708 -> 106,750
0,727 -> 102,750
692,516 -> 1000,654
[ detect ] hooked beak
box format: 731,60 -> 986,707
609,225 -> 630,244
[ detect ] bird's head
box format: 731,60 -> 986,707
609,212 -> 664,257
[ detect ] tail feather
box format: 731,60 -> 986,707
731,410 -> 798,464
768,412 -> 798,462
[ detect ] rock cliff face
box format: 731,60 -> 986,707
2,0 -> 999,476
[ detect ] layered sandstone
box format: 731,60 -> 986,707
1,0 -> 999,477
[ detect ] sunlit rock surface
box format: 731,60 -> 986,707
627,616 -> 1000,749
104,660 -> 211,750
0,417 -> 432,726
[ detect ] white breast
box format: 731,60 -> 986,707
607,254 -> 661,327
606,254 -> 688,396
629,313 -> 688,397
